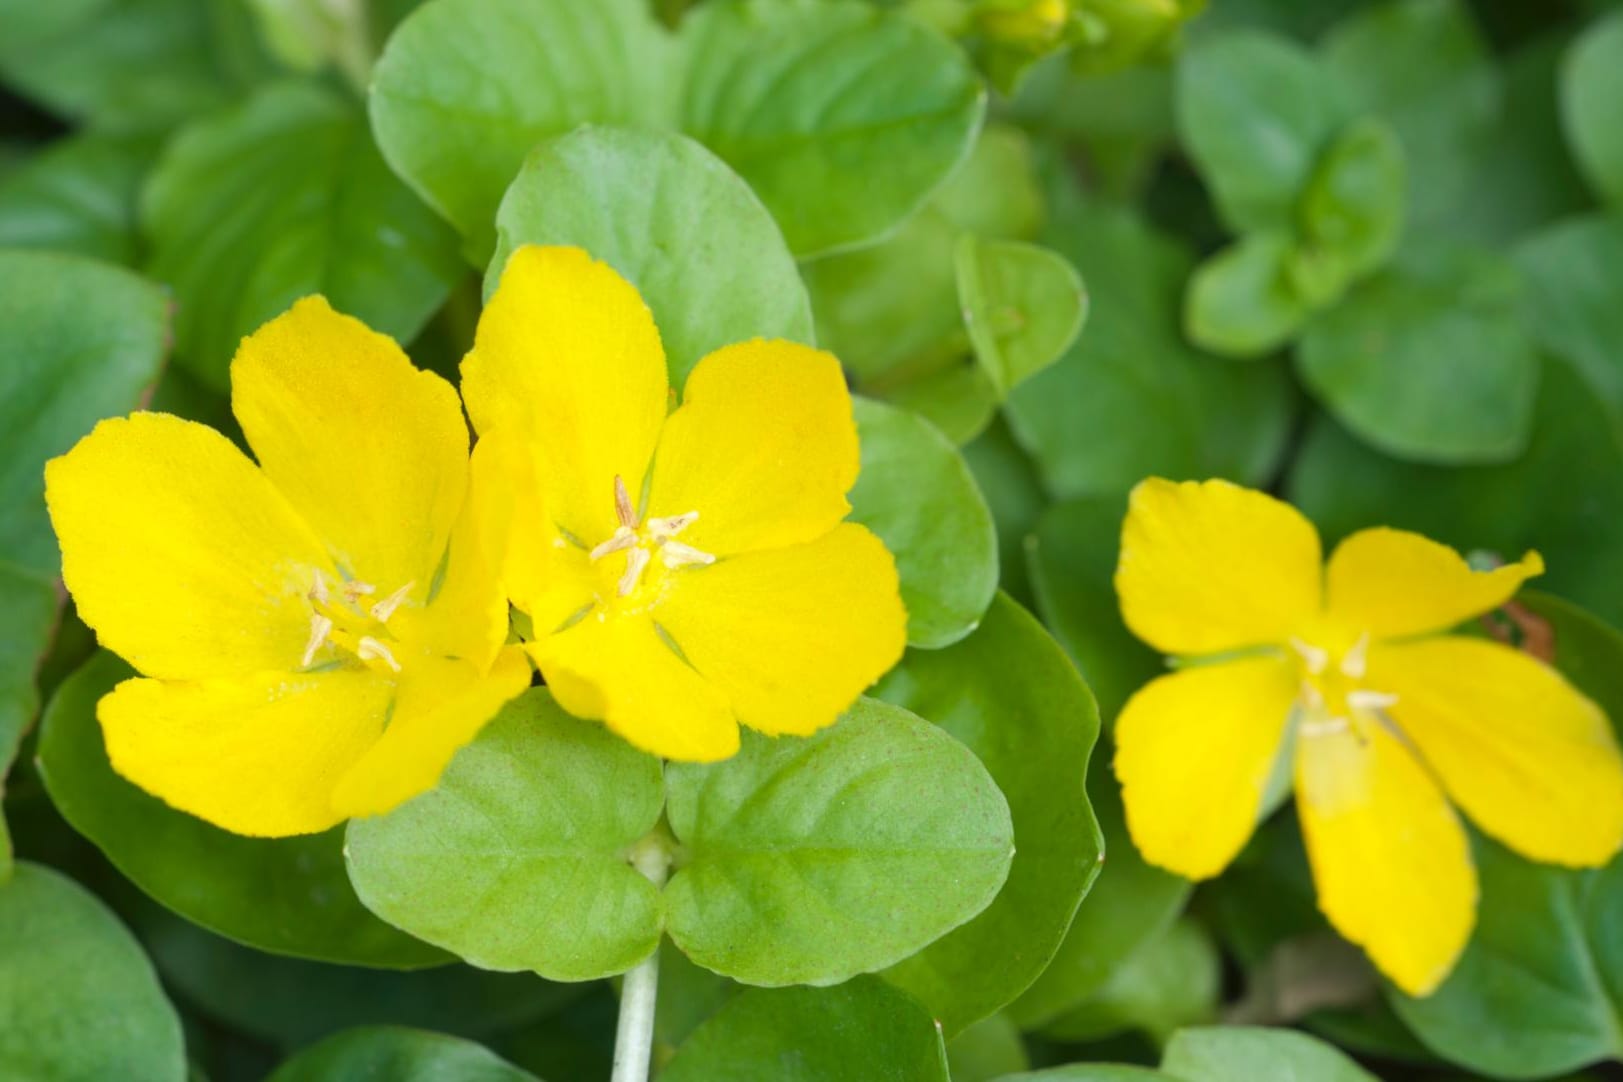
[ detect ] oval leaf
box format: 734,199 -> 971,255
956,235 -> 1087,397
267,1026 -> 540,1082
0,133 -> 159,263
1563,11 -> 1623,206
1184,231 -> 1312,360
1160,1025 -> 1380,1082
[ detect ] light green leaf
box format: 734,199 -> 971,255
267,1027 -> 540,1082
947,1014 -> 1030,1082
488,126 -> 811,388
37,652 -> 443,968
0,133 -> 159,263
957,234 -> 1087,396
345,689 -> 665,982
143,80 -> 464,389
1160,1025 -> 1381,1082
664,698 -> 1014,986
1041,919 -> 1220,1044
876,593 -> 1102,1035
1299,117 -> 1406,276
660,978 -> 949,1082
992,1069 -> 1178,1082
1295,244 -> 1538,464
1516,214 -> 1623,418
1563,11 -> 1623,206
1176,31 -> 1346,233
1184,231 -> 1314,359
848,397 -> 999,649
886,363 -> 1001,447
932,125 -> 1045,240
0,862 -> 185,1082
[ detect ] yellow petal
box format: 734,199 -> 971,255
1296,714 -> 1477,996
1325,528 -> 1544,640
1117,478 -> 1322,657
648,339 -> 858,556
1369,636 -> 1623,867
1114,654 -> 1298,879
99,669 -> 390,837
332,646 -> 532,819
530,613 -> 737,762
45,413 -> 333,681
657,523 -> 906,737
462,246 -> 669,546
232,296 -> 469,590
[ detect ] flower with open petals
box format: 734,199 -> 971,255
1113,477 -> 1623,995
461,245 -> 908,761
45,299 -> 531,837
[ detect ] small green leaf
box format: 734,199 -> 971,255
1176,31 -> 1346,233
488,126 -> 811,388
143,80 -> 464,388
0,563 -> 58,804
1184,232 -> 1314,359
664,698 -> 1014,986
1563,11 -> 1623,206
345,689 -> 666,982
947,1013 -> 1030,1082
1041,919 -> 1219,1044
1295,244 -> 1538,464
876,593 -> 1103,1036
660,978 -> 949,1082
267,1027 -> 541,1082
1516,214 -> 1623,418
991,1069 -> 1179,1082
1160,1025 -> 1381,1082
37,651 -> 442,968
957,234 -> 1087,397
1299,117 -> 1406,276
848,397 -> 999,650
0,862 -> 185,1082
0,133 -> 159,264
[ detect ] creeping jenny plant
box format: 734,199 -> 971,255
44,299 -> 531,837
463,245 -> 909,762
1113,478 -> 1623,995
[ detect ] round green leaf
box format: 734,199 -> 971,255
660,977 -> 949,1082
37,651 -> 442,968
1299,117 -> 1406,277
488,126 -> 811,388
1040,918 -> 1219,1044
1516,214 -> 1623,416
0,133 -> 159,264
267,1026 -> 540,1082
848,397 -> 999,649
1561,10 -> 1623,206
1295,244 -> 1538,464
992,1069 -> 1179,1082
664,698 -> 1014,986
875,593 -> 1103,1036
143,80 -> 465,388
956,234 -> 1088,397
1160,1025 -> 1380,1082
0,862 -> 185,1082
675,0 -> 985,258
345,688 -> 666,982
1184,232 -> 1313,360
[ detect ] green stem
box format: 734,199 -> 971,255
610,837 -> 671,1082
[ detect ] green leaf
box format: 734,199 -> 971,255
1160,1025 -> 1381,1082
143,80 -> 464,389
0,133 -> 160,263
991,1069 -> 1179,1082
1563,11 -> 1623,206
1295,244 -> 1538,464
961,418 -> 1048,606
875,593 -> 1103,1035
1516,214 -> 1623,418
1299,117 -> 1406,276
1005,193 -> 1293,498
660,977 -> 949,1082
0,248 -> 168,576
957,234 -> 1087,397
946,1014 -> 1030,1082
488,126 -> 811,388
664,698 -> 1014,986
0,0 -> 274,132
267,1027 -> 540,1082
654,942 -> 742,1055
0,862 -> 185,1082
37,651 -> 442,968
848,397 -> 999,649
887,363 -> 1001,447
0,564 -> 59,795
1386,592 -> 1623,1079
1184,232 -> 1314,359
345,688 -> 666,982
1176,30 -> 1346,233
1041,919 -> 1220,1044
674,0 -> 985,258
931,125 -> 1045,240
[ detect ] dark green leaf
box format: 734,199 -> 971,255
1516,214 -> 1623,418
0,134 -> 160,263
266,1026 -> 540,1082
946,1014 -> 1030,1082
0,563 -> 58,801
1040,918 -> 1220,1044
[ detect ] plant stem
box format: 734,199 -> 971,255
611,837 -> 670,1082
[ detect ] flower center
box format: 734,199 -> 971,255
586,476 -> 715,600
1288,631 -> 1399,737
301,571 -> 414,674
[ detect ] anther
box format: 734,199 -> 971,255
370,581 -> 415,623
1348,689 -> 1398,712
308,570 -> 330,604
590,527 -> 637,562
301,613 -> 333,667
613,475 -> 638,529
1340,632 -> 1370,679
343,580 -> 376,604
1300,715 -> 1350,737
647,511 -> 699,539
1289,637 -> 1329,675
357,636 -> 402,673
660,540 -> 716,570
618,546 -> 651,597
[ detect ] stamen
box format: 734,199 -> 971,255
308,570 -> 330,604
590,526 -> 637,562
613,475 -> 638,529
1289,637 -> 1329,675
1300,714 -> 1350,737
660,539 -> 716,569
343,580 -> 376,604
357,636 -> 402,673
618,546 -> 651,597
647,511 -> 699,539
1340,632 -> 1370,679
370,581 -> 415,623
1348,689 -> 1398,712
301,613 -> 333,667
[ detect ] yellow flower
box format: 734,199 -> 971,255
44,298 -> 531,838
461,245 -> 908,762
1113,477 -> 1623,995
977,0 -> 1071,48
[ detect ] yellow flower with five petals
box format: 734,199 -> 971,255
1113,477 -> 1623,995
45,298 -> 532,837
462,245 -> 909,761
